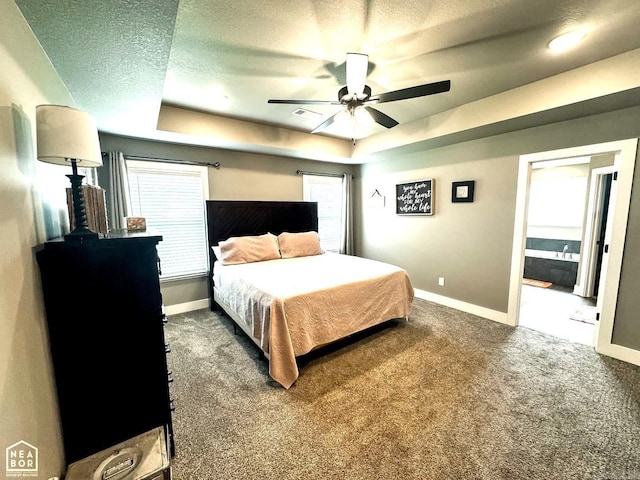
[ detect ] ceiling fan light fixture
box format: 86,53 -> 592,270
333,109 -> 352,129
346,53 -> 368,96
548,29 -> 587,52
354,106 -> 374,126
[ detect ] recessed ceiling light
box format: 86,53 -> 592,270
548,29 -> 587,52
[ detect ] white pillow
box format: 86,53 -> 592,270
218,233 -> 281,265
211,245 -> 222,262
278,231 -> 324,259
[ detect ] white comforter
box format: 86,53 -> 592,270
214,253 -> 414,388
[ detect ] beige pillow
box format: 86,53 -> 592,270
218,233 -> 281,265
278,231 -> 324,259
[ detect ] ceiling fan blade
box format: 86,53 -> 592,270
268,99 -> 340,105
346,52 -> 368,96
371,80 -> 451,104
364,107 -> 399,129
311,110 -> 342,134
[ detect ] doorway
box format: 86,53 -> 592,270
518,158 -> 599,345
507,139 -> 638,364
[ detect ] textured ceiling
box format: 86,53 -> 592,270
15,0 -> 179,133
14,0 -> 640,161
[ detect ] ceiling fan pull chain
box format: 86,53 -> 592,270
351,110 -> 356,145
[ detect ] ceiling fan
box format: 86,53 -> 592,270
268,53 -> 451,138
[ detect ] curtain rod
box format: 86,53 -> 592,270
102,152 -> 220,169
296,169 -> 350,178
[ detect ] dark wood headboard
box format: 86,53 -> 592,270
205,200 -> 318,308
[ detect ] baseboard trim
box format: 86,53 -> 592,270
414,289 -> 509,325
596,342 -> 640,367
164,299 -> 209,316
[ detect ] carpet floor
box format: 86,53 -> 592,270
164,298 -> 640,480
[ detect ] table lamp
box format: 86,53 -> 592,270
36,105 -> 103,240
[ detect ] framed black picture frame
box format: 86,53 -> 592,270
396,179 -> 434,215
452,180 -> 475,203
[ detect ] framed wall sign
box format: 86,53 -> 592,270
452,180 -> 475,203
396,179 -> 434,215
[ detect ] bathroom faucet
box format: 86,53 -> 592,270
562,244 -> 569,258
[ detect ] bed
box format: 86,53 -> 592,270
206,200 -> 414,388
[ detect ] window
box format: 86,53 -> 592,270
528,176 -> 588,227
303,174 -> 343,252
127,160 -> 209,280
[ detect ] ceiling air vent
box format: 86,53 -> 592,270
291,108 -> 322,120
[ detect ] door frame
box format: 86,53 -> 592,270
507,139 -> 639,365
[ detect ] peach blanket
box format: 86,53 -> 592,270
213,253 -> 414,388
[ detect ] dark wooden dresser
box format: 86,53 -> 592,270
36,230 -> 174,465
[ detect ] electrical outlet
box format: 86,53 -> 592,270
438,277 -> 445,286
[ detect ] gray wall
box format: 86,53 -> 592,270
356,148 -> 518,312
99,133 -> 356,306
355,105 -> 640,350
1,1 -> 75,475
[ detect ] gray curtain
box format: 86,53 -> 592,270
103,151 -> 131,230
340,173 -> 354,255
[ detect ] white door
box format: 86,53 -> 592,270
591,170 -> 617,345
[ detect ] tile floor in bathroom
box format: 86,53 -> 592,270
519,283 -> 596,345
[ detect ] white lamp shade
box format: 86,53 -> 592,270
36,105 -> 102,167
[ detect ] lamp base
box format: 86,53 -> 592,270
65,161 -> 99,242
64,228 -> 99,242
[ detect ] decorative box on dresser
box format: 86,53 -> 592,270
36,229 -> 174,466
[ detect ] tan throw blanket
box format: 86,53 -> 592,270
214,253 -> 414,388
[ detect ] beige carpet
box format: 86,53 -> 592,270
164,299 -> 640,480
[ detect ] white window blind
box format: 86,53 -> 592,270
127,160 -> 209,280
303,174 -> 343,253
